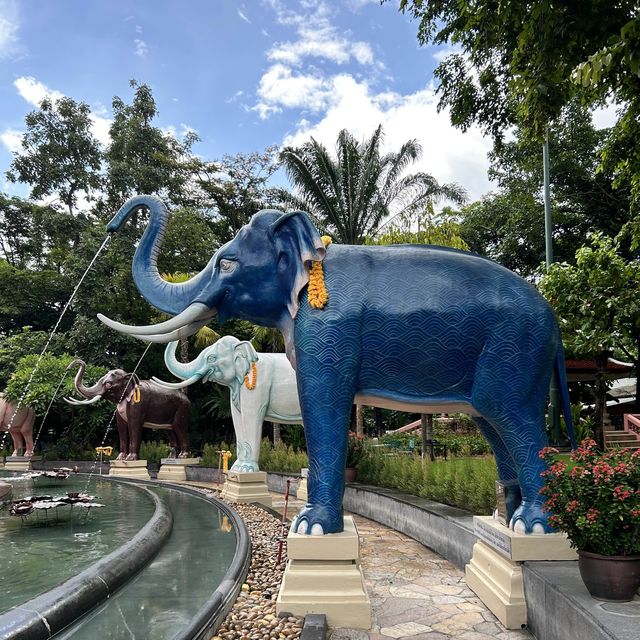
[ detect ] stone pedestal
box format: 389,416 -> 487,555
109,459 -> 151,480
465,516 -> 577,629
297,468 -> 308,501
157,457 -> 201,482
4,456 -> 40,472
220,470 -> 272,507
277,515 -> 371,629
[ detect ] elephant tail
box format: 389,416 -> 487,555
555,339 -> 576,449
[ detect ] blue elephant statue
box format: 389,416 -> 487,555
100,195 -> 574,535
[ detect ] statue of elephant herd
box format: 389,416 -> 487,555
8,194 -> 576,537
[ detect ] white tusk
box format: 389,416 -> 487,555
151,375 -> 201,389
128,318 -> 211,343
97,302 -> 213,336
64,395 -> 102,406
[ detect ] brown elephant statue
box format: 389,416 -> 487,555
0,393 -> 35,457
65,360 -> 191,460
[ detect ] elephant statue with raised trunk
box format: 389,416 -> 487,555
65,359 -> 191,460
0,393 -> 35,457
153,337 -> 303,472
100,195 -> 575,535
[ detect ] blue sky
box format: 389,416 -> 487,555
0,0 -> 611,205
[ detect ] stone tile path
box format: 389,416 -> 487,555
270,493 -> 532,640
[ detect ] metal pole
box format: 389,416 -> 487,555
543,134 -> 562,444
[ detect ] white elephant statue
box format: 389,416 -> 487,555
153,337 -> 303,472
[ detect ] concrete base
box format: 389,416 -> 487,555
157,458 -> 201,482
466,540 -> 527,629
277,515 -> 371,629
4,456 -> 40,472
220,471 -> 272,507
465,517 -> 578,629
109,459 -> 150,480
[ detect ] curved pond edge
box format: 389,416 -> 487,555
0,477 -> 251,640
0,482 -> 173,640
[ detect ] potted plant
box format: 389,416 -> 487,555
540,438 -> 640,601
346,431 -> 365,482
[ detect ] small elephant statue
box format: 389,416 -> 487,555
0,393 -> 35,457
100,195 -> 575,535
153,337 -> 303,472
65,359 -> 191,460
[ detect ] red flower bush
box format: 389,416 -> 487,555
347,431 -> 365,467
540,438 -> 640,556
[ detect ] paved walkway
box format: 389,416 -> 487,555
270,493 -> 532,640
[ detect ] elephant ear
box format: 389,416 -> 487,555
233,341 -> 259,384
270,211 -> 326,319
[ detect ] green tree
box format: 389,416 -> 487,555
105,80 -> 199,208
539,234 -> 640,447
6,96 -> 102,214
280,125 -> 466,244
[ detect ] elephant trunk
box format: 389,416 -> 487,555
68,359 -> 103,398
106,195 -> 214,316
163,341 -> 203,381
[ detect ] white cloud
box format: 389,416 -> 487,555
254,64 -> 332,118
282,75 -> 494,202
0,128 -> 22,153
592,101 -> 620,130
0,1 -> 18,59
238,9 -> 250,23
134,38 -> 148,57
14,76 -> 64,107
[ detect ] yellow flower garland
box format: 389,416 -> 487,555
308,236 -> 332,309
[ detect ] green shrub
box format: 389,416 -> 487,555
200,442 -> 235,467
259,438 -> 308,473
357,447 -> 498,514
139,441 -> 171,465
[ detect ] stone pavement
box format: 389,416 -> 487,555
270,492 -> 532,640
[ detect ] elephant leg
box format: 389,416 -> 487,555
473,417 -> 520,524
166,431 -> 178,458
472,332 -> 553,533
292,352 -> 357,535
127,422 -> 142,460
172,404 -> 191,458
9,430 -> 23,456
22,411 -> 35,457
230,401 -> 265,472
116,415 -> 129,460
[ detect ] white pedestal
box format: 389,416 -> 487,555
277,515 -> 371,629
109,459 -> 151,480
465,516 -> 577,629
157,457 -> 201,482
4,456 -> 40,472
297,468 -> 308,501
220,470 -> 272,507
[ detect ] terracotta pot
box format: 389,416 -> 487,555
577,550 -> 640,601
345,467 -> 357,483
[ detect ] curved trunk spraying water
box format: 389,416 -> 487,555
107,195 -> 214,316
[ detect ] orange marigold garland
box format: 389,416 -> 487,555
244,362 -> 258,390
308,236 -> 332,309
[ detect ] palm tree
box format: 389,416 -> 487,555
280,125 -> 467,244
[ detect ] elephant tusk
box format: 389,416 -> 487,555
127,318 -> 212,343
97,302 -> 214,336
151,375 -> 202,389
64,395 -> 103,406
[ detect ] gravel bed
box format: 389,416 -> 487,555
209,499 -> 304,640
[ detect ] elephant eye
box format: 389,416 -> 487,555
219,259 -> 236,273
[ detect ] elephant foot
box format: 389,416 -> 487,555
116,452 -> 126,460
230,460 -> 259,473
510,501 -> 550,534
169,448 -> 177,458
125,453 -> 139,461
178,451 -> 190,459
24,451 -> 33,458
291,504 -> 344,536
